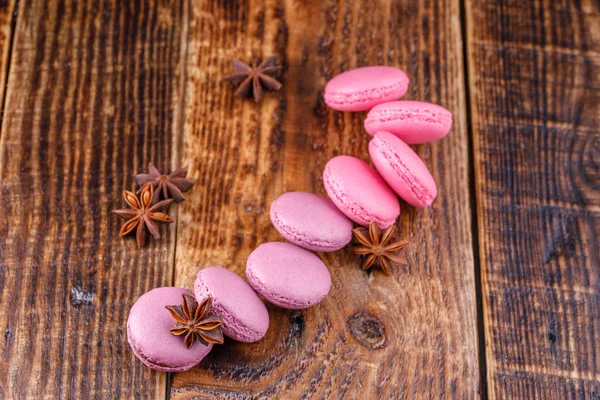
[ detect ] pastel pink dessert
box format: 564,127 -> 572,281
194,267 -> 269,343
246,242 -> 331,309
323,155 -> 400,229
364,101 -> 452,144
369,131 -> 437,208
270,192 -> 353,252
127,287 -> 213,372
324,66 -> 409,112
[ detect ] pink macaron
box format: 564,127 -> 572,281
369,131 -> 437,208
324,66 -> 409,112
270,191 -> 353,252
323,155 -> 400,229
246,242 -> 331,309
127,287 -> 213,372
364,101 -> 453,144
194,267 -> 269,343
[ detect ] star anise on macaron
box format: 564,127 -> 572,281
166,294 -> 224,349
112,185 -> 173,248
222,56 -> 282,102
133,163 -> 194,203
349,221 -> 408,275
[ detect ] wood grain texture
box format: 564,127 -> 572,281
0,0 -> 15,109
171,0 -> 479,398
466,0 -> 600,398
0,0 -> 185,398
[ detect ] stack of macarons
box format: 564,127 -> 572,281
127,65 -> 452,373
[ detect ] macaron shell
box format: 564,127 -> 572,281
270,192 -> 353,252
246,242 -> 331,309
323,155 -> 400,229
364,101 -> 452,144
324,66 -> 409,111
369,131 -> 437,208
194,267 -> 269,343
127,287 -> 213,372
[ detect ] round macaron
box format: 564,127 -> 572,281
127,287 -> 213,372
270,191 -> 353,252
364,101 -> 452,144
323,155 -> 400,229
324,66 -> 409,112
194,267 -> 269,343
369,131 -> 437,208
246,242 -> 331,309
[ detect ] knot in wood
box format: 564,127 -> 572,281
347,312 -> 386,349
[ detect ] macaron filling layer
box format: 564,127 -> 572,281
325,80 -> 408,108
365,106 -> 452,129
370,134 -> 435,206
323,164 -> 396,229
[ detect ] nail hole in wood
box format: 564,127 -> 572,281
547,330 -> 557,344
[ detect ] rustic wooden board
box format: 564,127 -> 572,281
171,0 -> 479,398
466,0 -> 600,398
0,0 -> 185,398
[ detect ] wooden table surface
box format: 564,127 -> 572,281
0,0 -> 598,399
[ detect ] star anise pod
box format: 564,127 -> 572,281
112,185 -> 173,248
166,294 -> 224,349
349,221 -> 409,275
222,56 -> 282,102
133,163 -> 194,203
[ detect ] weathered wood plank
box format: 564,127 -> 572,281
466,0 -> 600,398
0,0 -> 185,398
171,0 -> 479,398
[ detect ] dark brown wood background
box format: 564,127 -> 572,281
0,0 -> 597,399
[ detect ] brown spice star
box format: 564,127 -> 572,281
222,56 -> 282,102
166,294 -> 224,349
133,163 -> 194,203
349,221 -> 409,275
112,185 -> 173,248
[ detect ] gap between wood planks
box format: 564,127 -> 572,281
461,0 -> 489,398
166,0 -> 191,399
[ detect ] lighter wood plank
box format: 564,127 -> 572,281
466,0 -> 600,398
171,0 -> 479,398
0,0 -> 185,398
